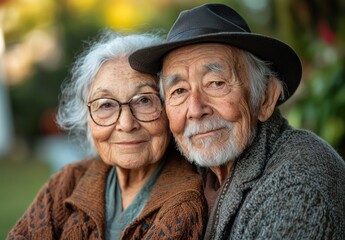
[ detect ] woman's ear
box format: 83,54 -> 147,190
258,79 -> 282,122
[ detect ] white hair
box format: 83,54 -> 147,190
56,30 -> 163,155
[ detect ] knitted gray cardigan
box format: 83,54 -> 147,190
204,110 -> 345,240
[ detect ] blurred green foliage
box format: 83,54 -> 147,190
2,0 -> 344,158
280,0 -> 345,157
6,1 -> 104,144
0,158 -> 52,239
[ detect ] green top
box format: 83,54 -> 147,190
105,160 -> 166,240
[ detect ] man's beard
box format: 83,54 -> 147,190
175,117 -> 256,167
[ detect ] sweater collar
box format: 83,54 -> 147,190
234,109 -> 288,184
143,150 -> 202,214
64,159 -> 111,239
206,109 -> 289,239
122,149 -> 203,235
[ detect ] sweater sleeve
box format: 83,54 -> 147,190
6,181 -> 56,240
141,193 -> 207,240
6,161 -> 88,240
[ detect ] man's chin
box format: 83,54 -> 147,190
183,147 -> 238,168
180,140 -> 243,167
192,155 -> 235,168
175,135 -> 243,167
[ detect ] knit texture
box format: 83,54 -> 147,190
204,109 -> 345,240
7,149 -> 207,239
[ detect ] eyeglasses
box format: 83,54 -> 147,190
87,92 -> 163,126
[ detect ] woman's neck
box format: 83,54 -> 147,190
116,162 -> 160,210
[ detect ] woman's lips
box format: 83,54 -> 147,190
114,140 -> 147,147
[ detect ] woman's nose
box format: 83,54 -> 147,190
115,105 -> 140,132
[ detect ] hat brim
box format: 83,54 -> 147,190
129,32 -> 302,105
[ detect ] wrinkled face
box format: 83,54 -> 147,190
89,58 -> 170,169
162,43 -> 257,167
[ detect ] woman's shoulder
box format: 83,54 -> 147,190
151,148 -> 204,201
47,158 -> 103,193
54,158 -> 97,177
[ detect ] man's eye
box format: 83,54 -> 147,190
168,88 -> 188,106
203,80 -> 232,97
171,88 -> 187,96
210,81 -> 225,88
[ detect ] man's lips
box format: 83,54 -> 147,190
190,128 -> 223,139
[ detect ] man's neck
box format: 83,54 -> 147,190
210,160 -> 235,186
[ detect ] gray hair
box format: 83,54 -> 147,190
56,30 -> 163,155
241,51 -> 285,114
158,48 -> 284,115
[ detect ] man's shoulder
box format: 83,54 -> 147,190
264,127 -> 345,197
274,128 -> 344,166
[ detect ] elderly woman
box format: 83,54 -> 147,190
7,31 -> 206,240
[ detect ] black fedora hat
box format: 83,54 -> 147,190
129,3 -> 302,104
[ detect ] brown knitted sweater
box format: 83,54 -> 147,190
7,151 -> 207,239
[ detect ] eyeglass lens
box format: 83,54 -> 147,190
88,93 -> 162,126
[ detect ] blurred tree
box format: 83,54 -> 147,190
276,0 -> 345,157
5,0 -> 103,147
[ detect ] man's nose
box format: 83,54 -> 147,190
186,90 -> 212,119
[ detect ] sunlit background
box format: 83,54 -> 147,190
0,0 -> 344,237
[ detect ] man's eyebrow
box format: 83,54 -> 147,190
161,62 -> 224,89
204,62 -> 224,74
162,74 -> 182,89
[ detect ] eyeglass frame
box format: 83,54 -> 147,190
87,92 -> 163,127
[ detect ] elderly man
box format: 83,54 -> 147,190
129,3 -> 345,239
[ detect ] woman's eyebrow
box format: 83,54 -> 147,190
89,82 -> 159,99
89,88 -> 112,99
135,83 -> 159,92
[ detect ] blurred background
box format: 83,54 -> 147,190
0,0 -> 344,237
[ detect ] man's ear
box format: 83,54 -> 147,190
258,79 -> 282,122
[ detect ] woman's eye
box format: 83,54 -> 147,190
137,96 -> 152,105
93,100 -> 117,111
100,102 -> 113,109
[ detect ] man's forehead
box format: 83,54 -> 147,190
161,44 -> 249,89
162,43 -> 241,68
